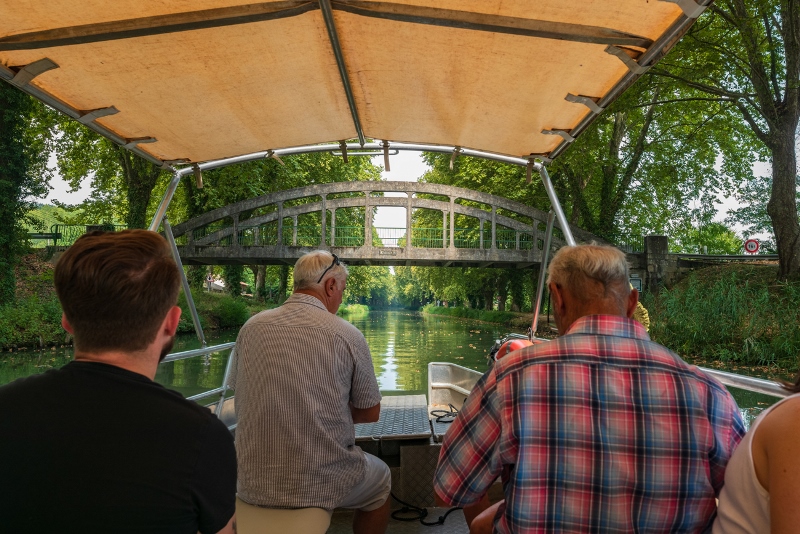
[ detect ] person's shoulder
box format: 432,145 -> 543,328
328,315 -> 367,342
0,362 -> 83,398
0,367 -> 59,398
757,394 -> 800,440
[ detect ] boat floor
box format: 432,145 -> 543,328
327,507 -> 468,533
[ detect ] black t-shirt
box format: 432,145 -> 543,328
0,361 -> 236,533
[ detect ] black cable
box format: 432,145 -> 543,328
429,403 -> 459,423
390,492 -> 462,526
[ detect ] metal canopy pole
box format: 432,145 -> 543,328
319,0 -> 366,146
163,218 -> 207,347
539,164 -> 576,246
149,167 -> 207,348
149,168 -> 191,232
531,211 -> 555,338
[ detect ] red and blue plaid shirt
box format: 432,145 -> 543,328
434,315 -> 745,533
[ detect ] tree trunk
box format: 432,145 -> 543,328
254,265 -> 266,301
496,272 -> 509,312
483,288 -> 494,310
278,265 -> 290,302
768,131 -> 800,280
509,270 -> 525,312
115,147 -> 164,229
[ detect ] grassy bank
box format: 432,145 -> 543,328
0,254 -> 277,351
338,303 -> 370,317
422,304 -> 524,325
643,263 -> 800,373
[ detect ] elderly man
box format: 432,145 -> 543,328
434,244 -> 745,533
232,250 -> 390,534
0,230 -> 237,533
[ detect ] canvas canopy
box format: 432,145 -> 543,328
0,0 -> 706,168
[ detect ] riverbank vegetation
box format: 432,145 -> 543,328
644,263 -> 800,374
421,304 -> 519,326
4,252 -> 800,382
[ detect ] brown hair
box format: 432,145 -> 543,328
54,230 -> 180,353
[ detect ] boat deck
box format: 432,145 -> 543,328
327,507 -> 469,533
329,393 -> 470,532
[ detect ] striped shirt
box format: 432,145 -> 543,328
230,293 -> 381,509
434,315 -> 745,533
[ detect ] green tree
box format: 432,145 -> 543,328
654,0 -> 800,279
52,117 -> 167,229
0,85 -> 54,304
548,76 -> 755,242
724,173 -> 798,253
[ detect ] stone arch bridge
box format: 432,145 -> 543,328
170,181 -> 600,268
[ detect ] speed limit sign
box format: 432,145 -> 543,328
744,239 -> 760,254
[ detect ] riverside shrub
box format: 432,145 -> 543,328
422,304 -> 516,324
642,267 -> 800,367
0,295 -> 63,348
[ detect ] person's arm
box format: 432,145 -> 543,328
193,419 -> 238,534
751,397 -> 800,534
209,514 -> 235,534
351,401 -> 380,423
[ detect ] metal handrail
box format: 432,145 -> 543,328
160,342 -> 238,420
160,342 -> 236,363
700,367 -> 789,399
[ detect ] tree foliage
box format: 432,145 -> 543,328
0,85 -> 55,304
653,0 -> 800,278
51,116 -> 167,228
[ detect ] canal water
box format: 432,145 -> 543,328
0,311 -> 777,426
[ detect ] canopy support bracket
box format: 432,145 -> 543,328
660,0 -> 707,19
124,137 -> 157,149
383,140 -> 391,171
339,141 -> 348,164
450,147 -> 462,171
605,46 -> 650,74
265,150 -> 285,166
541,129 -> 575,143
565,93 -> 604,114
10,58 -> 58,86
192,164 -> 204,189
77,106 -> 119,124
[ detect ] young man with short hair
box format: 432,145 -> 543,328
0,230 -> 237,533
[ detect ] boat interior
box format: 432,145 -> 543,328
0,1 -> 788,531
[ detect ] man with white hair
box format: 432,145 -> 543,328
435,244 -> 744,534
232,250 -> 390,534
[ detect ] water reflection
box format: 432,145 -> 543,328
0,312 -> 783,427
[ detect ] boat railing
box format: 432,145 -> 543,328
161,342 -> 237,429
699,366 -> 788,399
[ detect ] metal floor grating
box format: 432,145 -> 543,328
356,395 -> 431,441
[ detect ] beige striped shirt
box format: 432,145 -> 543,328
230,293 -> 381,509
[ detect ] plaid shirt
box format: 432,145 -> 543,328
434,315 -> 745,534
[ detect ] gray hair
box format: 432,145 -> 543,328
547,244 -> 631,304
293,250 -> 348,290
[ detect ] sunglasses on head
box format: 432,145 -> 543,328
316,253 -> 340,284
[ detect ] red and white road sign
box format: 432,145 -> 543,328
744,239 -> 760,254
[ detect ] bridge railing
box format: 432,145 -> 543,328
197,224 -> 543,251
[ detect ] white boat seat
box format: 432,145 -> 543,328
235,497 -> 332,534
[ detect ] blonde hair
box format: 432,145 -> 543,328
293,250 -> 348,290
547,244 -> 631,306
